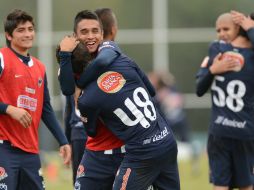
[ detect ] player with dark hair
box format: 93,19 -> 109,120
95,8 -> 118,40
58,9 -> 126,190
196,11 -> 254,190
59,9 -> 180,190
0,9 -> 71,190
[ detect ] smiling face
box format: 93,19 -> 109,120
75,19 -> 103,54
5,21 -> 35,56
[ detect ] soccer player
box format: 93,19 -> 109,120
0,9 -> 71,190
61,10 -> 179,190
196,11 -> 254,190
58,9 -> 126,190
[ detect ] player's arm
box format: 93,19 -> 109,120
76,41 -> 120,89
231,10 -> 254,46
196,42 -> 220,97
64,96 -> 72,143
57,36 -> 80,95
58,51 -> 76,95
42,74 -> 69,145
42,74 -> 71,165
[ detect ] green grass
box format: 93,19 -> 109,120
178,153 -> 212,190
42,152 -> 212,190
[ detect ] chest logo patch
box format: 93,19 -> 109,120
97,71 -> 126,93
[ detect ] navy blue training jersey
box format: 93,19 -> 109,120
200,41 -> 254,140
78,44 -> 175,161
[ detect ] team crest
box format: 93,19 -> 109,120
38,77 -> 43,87
0,167 -> 8,181
97,71 -> 126,93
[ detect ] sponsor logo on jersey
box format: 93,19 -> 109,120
25,87 -> 35,94
76,165 -> 85,178
0,167 -> 8,181
17,95 -> 37,111
97,71 -> 126,93
221,51 -> 244,72
152,126 -> 169,142
214,115 -> 246,129
143,127 -> 169,145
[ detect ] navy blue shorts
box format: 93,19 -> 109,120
74,146 -> 125,190
113,144 -> 180,190
0,141 -> 45,190
207,134 -> 254,187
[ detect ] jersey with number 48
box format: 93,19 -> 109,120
78,53 -> 175,160
204,41 -> 254,140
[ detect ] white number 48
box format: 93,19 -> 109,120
114,87 -> 157,128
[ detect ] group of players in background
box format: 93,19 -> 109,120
0,5 -> 254,190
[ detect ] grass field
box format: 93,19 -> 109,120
42,151 -> 213,190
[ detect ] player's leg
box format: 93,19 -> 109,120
113,145 -> 179,190
207,135 -> 232,189
0,141 -> 20,190
75,149 -> 124,190
231,140 -> 254,190
71,139 -> 86,185
152,144 -> 180,190
18,153 -> 45,190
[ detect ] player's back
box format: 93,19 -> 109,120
78,54 -> 176,160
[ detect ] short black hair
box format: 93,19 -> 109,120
95,8 -> 117,39
73,10 -> 102,33
56,42 -> 91,75
4,9 -> 34,46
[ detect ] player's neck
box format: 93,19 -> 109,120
232,36 -> 252,48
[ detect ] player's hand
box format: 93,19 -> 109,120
209,53 -> 239,74
80,116 -> 88,123
59,144 -> 72,166
231,10 -> 254,31
6,105 -> 32,128
59,35 -> 80,52
74,86 -> 82,108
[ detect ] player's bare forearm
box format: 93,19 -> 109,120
6,105 -> 32,128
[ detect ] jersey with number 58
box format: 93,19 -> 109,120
78,53 -> 176,160
198,41 -> 254,140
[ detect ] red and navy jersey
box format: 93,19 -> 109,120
198,41 -> 254,140
78,44 -> 176,160
0,47 -> 45,153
